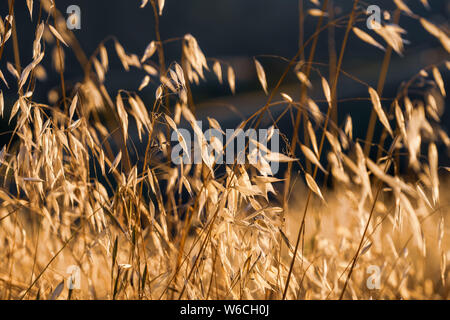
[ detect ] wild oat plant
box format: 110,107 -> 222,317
0,0 -> 449,300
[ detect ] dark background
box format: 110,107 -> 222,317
0,0 -> 449,166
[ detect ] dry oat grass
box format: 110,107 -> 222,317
0,0 -> 449,299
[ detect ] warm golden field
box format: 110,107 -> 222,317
0,0 -> 449,299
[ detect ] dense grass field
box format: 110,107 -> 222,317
0,0 -> 449,299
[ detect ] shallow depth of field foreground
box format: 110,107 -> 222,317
0,0 -> 449,300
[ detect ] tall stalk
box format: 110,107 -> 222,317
280,0 -> 328,293
282,0 -> 361,300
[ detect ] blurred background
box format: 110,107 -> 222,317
0,0 -> 449,166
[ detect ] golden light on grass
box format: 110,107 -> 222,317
0,0 -> 449,300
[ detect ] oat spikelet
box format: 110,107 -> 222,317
0,69 -> 8,88
432,67 -> 446,97
281,93 -> 293,103
441,253 -> 446,286
93,58 -> 105,82
308,9 -> 327,17
344,115 -> 353,140
307,98 -> 323,123
254,59 -> 268,94
141,41 -> 157,63
207,117 -> 224,134
394,100 -> 407,142
435,215 -> 444,249
420,18 -> 450,53
393,0 -> 412,14
115,41 -> 129,71
116,93 -> 128,139
352,27 -> 385,51
0,91 -> 3,117
69,94 -> 78,121
100,45 -> 109,71
109,151 -> 122,173
296,71 -> 312,88
139,75 -> 151,91
227,66 -> 235,95
155,85 -> 163,100
164,114 -> 177,131
368,87 -> 393,137
7,62 -> 19,79
305,173 -> 324,201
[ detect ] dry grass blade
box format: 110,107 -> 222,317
300,143 -> 326,173
321,77 -> 331,107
